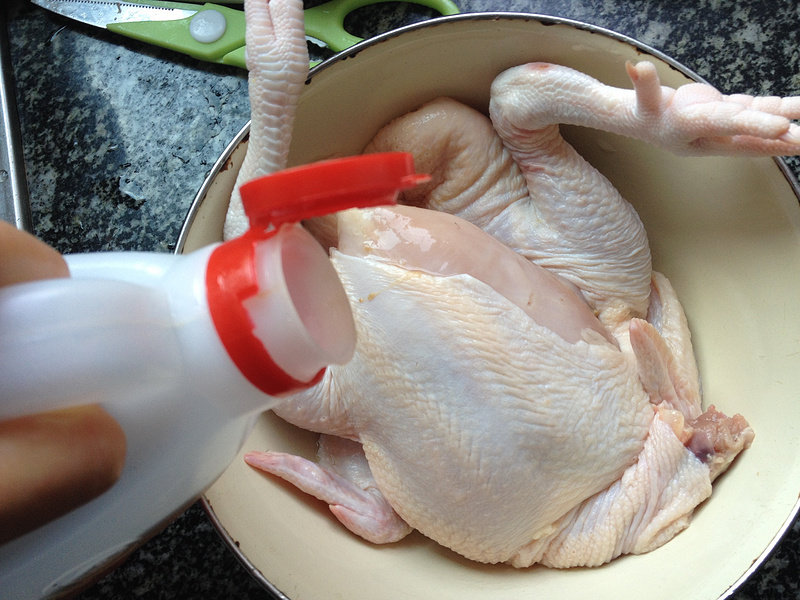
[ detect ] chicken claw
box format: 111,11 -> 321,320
490,60 -> 800,157
626,61 -> 800,155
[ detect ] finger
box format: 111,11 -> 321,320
0,221 -> 68,285
0,405 -> 127,543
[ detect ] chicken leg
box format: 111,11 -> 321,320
223,0 -> 309,240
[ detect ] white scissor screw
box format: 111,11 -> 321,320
189,9 -> 227,44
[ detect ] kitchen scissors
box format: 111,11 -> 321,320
29,0 -> 461,69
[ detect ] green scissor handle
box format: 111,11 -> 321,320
107,2 -> 248,68
305,0 -> 460,53
105,0 -> 459,70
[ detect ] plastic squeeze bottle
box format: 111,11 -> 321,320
0,152 -> 428,599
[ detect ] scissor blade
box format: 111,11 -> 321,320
30,0 -> 196,29
306,35 -> 329,49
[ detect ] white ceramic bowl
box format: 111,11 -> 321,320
176,13 -> 800,600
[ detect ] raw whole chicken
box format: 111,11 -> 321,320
225,0 -> 800,567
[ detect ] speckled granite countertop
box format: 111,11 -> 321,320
5,0 -> 800,598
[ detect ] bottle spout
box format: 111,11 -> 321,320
206,152 -> 428,396
244,223 -> 355,383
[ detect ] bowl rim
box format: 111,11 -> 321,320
174,11 -> 800,600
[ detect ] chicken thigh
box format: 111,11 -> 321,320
229,0 -> 799,568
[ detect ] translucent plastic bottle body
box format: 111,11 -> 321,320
0,227 -> 354,598
0,152 -> 424,597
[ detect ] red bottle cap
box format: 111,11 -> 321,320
206,152 -> 429,397
240,152 -> 430,229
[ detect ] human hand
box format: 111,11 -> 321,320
0,221 -> 127,544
